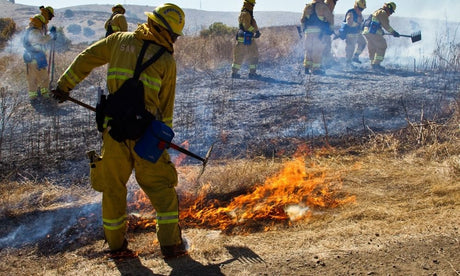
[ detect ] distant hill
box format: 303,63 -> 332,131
0,0 -> 457,50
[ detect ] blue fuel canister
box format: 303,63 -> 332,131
243,31 -> 253,45
134,120 -> 175,163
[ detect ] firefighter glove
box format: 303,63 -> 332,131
254,31 -> 261,38
392,31 -> 400,37
52,87 -> 69,103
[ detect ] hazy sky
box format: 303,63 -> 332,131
14,0 -> 460,22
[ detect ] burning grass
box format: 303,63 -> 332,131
128,148 -> 358,235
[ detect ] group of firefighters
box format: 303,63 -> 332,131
22,1 -> 400,259
232,0 -> 399,76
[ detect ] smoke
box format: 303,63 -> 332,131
0,203 -> 101,250
3,31 -> 26,55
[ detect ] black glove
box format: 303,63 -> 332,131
52,87 -> 69,103
254,31 -> 261,38
392,31 -> 400,37
49,26 -> 57,40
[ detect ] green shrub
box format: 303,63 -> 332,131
83,27 -> 95,37
64,9 -> 74,18
200,22 -> 237,38
67,24 -> 81,35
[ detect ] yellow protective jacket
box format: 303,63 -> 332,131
104,13 -> 128,33
301,1 -> 334,33
363,8 -> 395,35
57,23 -> 176,127
239,7 -> 259,33
24,26 -> 51,53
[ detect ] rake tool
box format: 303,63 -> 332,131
386,31 -> 422,43
55,93 -> 213,176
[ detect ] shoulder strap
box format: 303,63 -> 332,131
133,41 -> 166,80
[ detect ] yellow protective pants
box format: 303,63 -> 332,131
90,132 -> 181,251
363,33 -> 387,65
345,33 -> 367,61
26,62 -> 50,98
322,35 -> 334,66
232,41 -> 259,74
304,32 -> 325,72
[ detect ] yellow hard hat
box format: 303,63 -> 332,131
355,0 -> 366,9
145,3 -> 185,36
112,4 -> 125,14
40,6 -> 54,19
245,0 -> 256,5
385,2 -> 396,13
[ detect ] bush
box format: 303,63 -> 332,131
83,27 -> 95,37
200,22 -> 237,38
64,9 -> 74,18
67,24 -> 81,35
0,18 -> 16,50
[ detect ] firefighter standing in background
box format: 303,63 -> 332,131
322,0 -> 338,68
362,2 -> 399,71
301,0 -> 334,75
52,3 -> 189,259
342,0 -> 367,66
105,4 -> 128,37
231,0 -> 261,79
23,6 -> 55,101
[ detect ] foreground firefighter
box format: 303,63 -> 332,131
22,6 -> 55,101
52,3 -> 189,259
231,0 -> 261,79
104,4 -> 128,37
339,0 -> 367,66
362,2 -> 399,71
301,0 -> 334,75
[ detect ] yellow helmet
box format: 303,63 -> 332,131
145,3 -> 185,36
112,4 -> 125,14
355,0 -> 366,9
245,0 -> 256,4
40,6 -> 54,19
385,2 -> 396,13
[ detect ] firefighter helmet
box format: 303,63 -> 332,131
145,3 -> 185,36
355,0 -> 366,9
112,4 -> 125,14
385,2 -> 396,13
245,0 -> 256,4
40,6 -> 54,19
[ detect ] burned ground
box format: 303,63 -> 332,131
0,54 -> 459,275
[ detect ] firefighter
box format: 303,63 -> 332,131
301,0 -> 334,75
231,0 -> 261,79
104,4 -> 128,37
22,6 -> 55,101
322,0 -> 338,68
362,2 -> 400,71
52,3 -> 188,259
342,0 -> 367,67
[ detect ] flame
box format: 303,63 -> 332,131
128,154 -> 356,233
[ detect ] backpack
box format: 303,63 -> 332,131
97,41 -> 166,142
363,14 -> 372,30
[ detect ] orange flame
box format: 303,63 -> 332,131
128,154 -> 356,233
179,157 -> 355,232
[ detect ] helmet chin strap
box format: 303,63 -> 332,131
153,11 -> 174,35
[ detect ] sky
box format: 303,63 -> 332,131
13,0 -> 460,22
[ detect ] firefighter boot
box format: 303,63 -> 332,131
161,237 -> 189,259
231,69 -> 240,79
